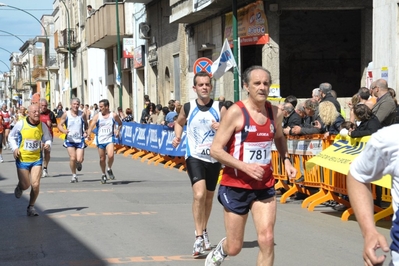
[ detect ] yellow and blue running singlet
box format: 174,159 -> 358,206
18,120 -> 43,163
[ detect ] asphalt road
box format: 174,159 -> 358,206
0,138 -> 392,266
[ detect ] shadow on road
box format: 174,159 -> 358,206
243,240 -> 259,249
0,191 -> 106,266
44,207 -> 88,214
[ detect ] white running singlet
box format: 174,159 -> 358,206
96,112 -> 115,145
65,110 -> 85,143
185,100 -> 221,163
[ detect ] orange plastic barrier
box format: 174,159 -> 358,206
373,187 -> 393,223
53,118 -> 62,137
271,134 -> 393,224
276,134 -> 325,204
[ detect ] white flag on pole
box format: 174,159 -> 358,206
211,38 -> 237,80
114,62 -> 121,86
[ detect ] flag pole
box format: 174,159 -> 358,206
232,0 -> 239,102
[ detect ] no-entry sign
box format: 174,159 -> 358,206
193,57 -> 213,76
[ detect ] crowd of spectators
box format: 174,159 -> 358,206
280,79 -> 398,140
277,79 -> 399,207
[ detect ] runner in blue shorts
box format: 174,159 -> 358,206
8,104 -> 52,216
58,98 -> 88,183
87,99 -> 122,184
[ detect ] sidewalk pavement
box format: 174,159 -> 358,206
0,138 -> 392,265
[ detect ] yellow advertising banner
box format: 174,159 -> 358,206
224,0 -> 269,46
45,82 -> 50,102
305,135 -> 391,189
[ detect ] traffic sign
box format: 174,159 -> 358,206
193,57 -> 213,76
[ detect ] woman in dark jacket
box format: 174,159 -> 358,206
349,104 -> 382,138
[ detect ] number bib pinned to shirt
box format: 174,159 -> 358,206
243,141 -> 272,164
24,139 -> 40,152
67,131 -> 82,143
196,143 -> 212,158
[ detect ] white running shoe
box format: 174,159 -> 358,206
195,229 -> 212,250
205,237 -> 226,266
27,206 -> 39,217
41,169 -> 48,178
0,156 -> 3,163
193,237 -> 204,256
203,230 -> 211,250
70,175 -> 78,183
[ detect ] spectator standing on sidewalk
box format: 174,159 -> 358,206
206,66 -> 296,266
9,104 -> 52,216
122,108 -> 134,122
370,79 -> 396,127
87,99 -> 122,184
172,71 -> 226,256
319,83 -> 341,113
40,99 -> 57,178
57,98 -> 88,183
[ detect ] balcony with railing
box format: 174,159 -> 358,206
31,55 -> 48,81
10,64 -> 34,91
31,67 -> 47,81
54,28 -> 81,54
86,2 -> 129,49
48,53 -> 58,72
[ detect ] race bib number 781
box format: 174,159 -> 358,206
243,141 -> 272,164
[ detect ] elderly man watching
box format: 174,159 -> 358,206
319,83 -> 341,113
282,102 -> 303,136
290,99 -> 324,135
370,79 -> 396,127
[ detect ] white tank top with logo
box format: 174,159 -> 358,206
96,112 -> 115,144
66,110 -> 85,143
186,100 -> 221,163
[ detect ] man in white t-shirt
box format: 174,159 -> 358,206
347,124 -> 399,266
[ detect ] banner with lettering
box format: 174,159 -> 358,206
305,135 -> 391,189
119,122 -> 187,156
305,135 -> 369,174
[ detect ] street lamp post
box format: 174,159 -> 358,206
0,3 -> 50,105
0,30 -> 33,91
59,0 -> 73,100
115,0 -> 122,108
232,0 -> 239,102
